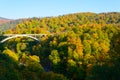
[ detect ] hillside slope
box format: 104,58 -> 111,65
4,12 -> 120,34
1,12 -> 120,80
0,17 -> 12,25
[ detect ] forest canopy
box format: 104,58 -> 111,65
0,12 -> 120,80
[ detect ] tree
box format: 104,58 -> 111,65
49,50 -> 60,65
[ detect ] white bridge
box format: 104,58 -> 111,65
0,34 -> 50,43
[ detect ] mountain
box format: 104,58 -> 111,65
4,12 -> 120,34
0,17 -> 13,25
0,18 -> 27,32
1,12 -> 120,80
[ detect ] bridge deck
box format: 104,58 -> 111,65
2,34 -> 48,36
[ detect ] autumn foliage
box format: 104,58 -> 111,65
0,12 -> 120,80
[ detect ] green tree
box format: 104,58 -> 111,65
49,50 -> 60,65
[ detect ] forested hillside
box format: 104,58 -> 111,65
0,17 -> 12,25
0,12 -> 120,80
0,19 -> 25,32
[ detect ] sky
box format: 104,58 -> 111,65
0,0 -> 120,19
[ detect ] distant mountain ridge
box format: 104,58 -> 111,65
0,17 -> 13,25
0,18 -> 24,32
